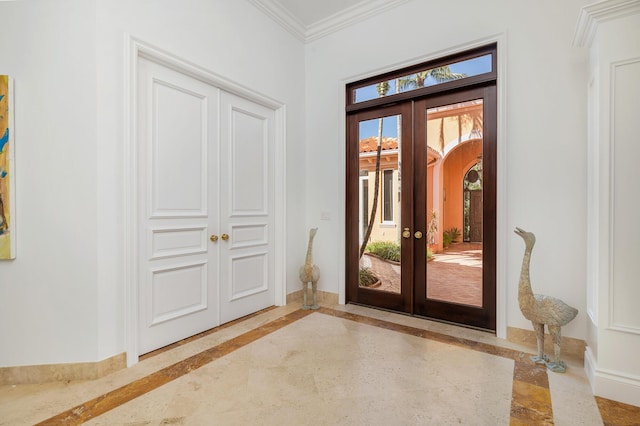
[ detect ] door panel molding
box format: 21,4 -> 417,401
148,261 -> 208,326
125,36 -> 287,367
228,252 -> 269,301
228,105 -> 269,216
149,225 -> 208,260
149,78 -> 209,218
229,223 -> 269,249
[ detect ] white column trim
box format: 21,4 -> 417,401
607,57 -> 640,335
573,0 -> 640,47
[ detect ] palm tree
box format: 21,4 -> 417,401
401,66 -> 468,152
398,66 -> 466,90
359,81 -> 389,258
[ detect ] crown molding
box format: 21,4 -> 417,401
305,0 -> 410,43
249,0 -> 410,43
573,0 -> 640,47
247,0 -> 307,42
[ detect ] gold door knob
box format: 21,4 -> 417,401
414,231 -> 423,239
402,228 -> 411,239
210,235 -> 218,242
221,233 -> 229,241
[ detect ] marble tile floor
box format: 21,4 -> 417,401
1,303 -> 638,425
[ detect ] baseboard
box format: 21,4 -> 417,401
585,346 -> 640,407
584,345 -> 597,386
0,352 -> 126,385
286,289 -> 338,306
506,326 -> 586,362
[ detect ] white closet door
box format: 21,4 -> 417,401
218,91 -> 275,323
137,57 -> 220,354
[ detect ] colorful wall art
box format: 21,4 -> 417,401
0,75 -> 15,259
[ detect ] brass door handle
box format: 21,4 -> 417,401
221,233 -> 229,241
402,228 -> 411,239
210,235 -> 218,242
414,231 -> 423,239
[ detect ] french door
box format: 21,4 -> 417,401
346,84 -> 496,330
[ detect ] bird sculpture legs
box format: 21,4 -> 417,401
302,282 -> 310,310
301,281 -> 319,310
531,322 -> 546,364
310,281 -> 318,309
530,322 -> 567,372
546,325 -> 566,373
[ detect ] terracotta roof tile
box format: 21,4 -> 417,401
359,136 -> 398,153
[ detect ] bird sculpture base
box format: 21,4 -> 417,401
530,355 -> 567,373
530,355 -> 547,365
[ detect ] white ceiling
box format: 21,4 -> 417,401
248,0 -> 410,42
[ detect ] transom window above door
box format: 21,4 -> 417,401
346,46 -> 496,111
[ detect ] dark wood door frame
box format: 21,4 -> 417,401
346,44 -> 497,330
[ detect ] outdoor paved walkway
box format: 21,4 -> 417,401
361,242 -> 483,306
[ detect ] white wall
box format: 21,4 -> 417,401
0,0 -> 99,366
0,0 -> 306,366
304,0 -> 591,339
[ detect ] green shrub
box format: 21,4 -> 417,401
365,241 -> 401,262
443,227 -> 461,247
427,246 -> 434,260
359,267 -> 379,287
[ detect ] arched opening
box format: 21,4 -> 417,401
463,161 -> 482,242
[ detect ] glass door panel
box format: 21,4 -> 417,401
425,99 -> 484,307
413,86 -> 496,330
347,103 -> 412,313
358,115 -> 402,294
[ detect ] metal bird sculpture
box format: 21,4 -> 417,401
299,228 -> 320,310
514,227 -> 578,372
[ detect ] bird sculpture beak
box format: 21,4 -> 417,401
514,227 -> 525,236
